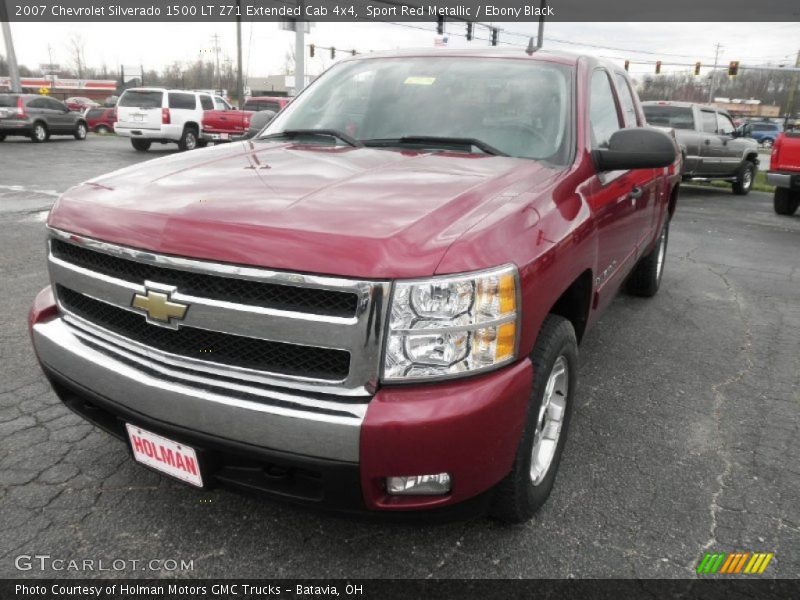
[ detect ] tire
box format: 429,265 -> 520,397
490,315 -> 578,523
178,127 -> 198,151
0,134 -> 5,142
131,139 -> 151,152
74,121 -> 87,140
30,122 -> 47,143
732,161 -> 755,195
773,188 -> 800,216
96,125 -> 110,135
627,219 -> 669,297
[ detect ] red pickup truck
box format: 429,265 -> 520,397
30,50 -> 679,522
201,96 -> 253,142
767,131 -> 800,215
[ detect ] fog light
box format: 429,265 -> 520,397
386,473 -> 452,496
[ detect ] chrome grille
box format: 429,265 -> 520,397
47,228 -> 391,396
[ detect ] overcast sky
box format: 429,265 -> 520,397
4,21 -> 799,83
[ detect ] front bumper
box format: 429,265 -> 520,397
30,286 -> 532,513
767,171 -> 800,190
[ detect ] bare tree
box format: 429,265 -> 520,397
66,33 -> 87,79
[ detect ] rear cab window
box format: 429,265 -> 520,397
169,93 -> 197,110
642,105 -> 695,130
119,90 -> 164,109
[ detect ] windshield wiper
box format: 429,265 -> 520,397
260,129 -> 362,147
362,136 -> 508,156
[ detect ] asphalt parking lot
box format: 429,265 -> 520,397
0,135 -> 798,579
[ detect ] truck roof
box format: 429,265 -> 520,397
338,47 -> 600,68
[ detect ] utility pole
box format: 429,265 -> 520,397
536,0 -> 545,48
784,49 -> 800,126
707,42 -> 722,103
211,32 -> 222,92
0,1 -> 22,92
294,3 -> 305,95
235,0 -> 244,108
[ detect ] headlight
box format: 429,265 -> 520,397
383,265 -> 519,381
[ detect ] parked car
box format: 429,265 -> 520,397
0,94 -> 88,143
84,107 -> 117,134
114,87 -> 219,152
642,101 -> 759,194
30,49 -> 679,522
201,96 -> 254,143
243,96 -> 290,113
767,132 -> 800,215
65,96 -> 100,112
741,120 -> 782,148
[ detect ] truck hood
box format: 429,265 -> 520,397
49,140 -> 553,278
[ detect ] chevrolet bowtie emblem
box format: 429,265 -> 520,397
132,284 -> 188,329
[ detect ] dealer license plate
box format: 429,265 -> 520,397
132,113 -> 144,122
125,424 -> 203,487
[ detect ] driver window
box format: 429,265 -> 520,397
590,70 -> 622,149
716,113 -> 735,136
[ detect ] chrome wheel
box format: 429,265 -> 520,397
76,123 -> 87,139
530,355 -> 569,486
33,124 -> 46,141
185,131 -> 197,150
742,167 -> 753,190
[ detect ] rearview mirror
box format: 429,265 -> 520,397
594,127 -> 676,171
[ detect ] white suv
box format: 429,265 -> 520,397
115,88 -> 219,152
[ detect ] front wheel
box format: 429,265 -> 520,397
490,315 -> 578,523
732,161 -> 755,195
627,219 -> 669,297
131,139 -> 151,152
96,125 -> 110,135
773,188 -> 800,216
74,122 -> 87,140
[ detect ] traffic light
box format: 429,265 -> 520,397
728,61 -> 739,76
655,61 -> 662,74
694,61 -> 701,76
309,44 -> 314,58
466,22 -> 473,41
491,28 -> 498,47
330,47 -> 336,59
624,60 -> 629,72
436,16 -> 444,35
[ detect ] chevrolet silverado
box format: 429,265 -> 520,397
30,49 -> 679,522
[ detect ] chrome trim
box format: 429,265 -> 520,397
47,227 -> 391,396
33,317 -> 363,462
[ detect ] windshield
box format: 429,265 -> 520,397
262,57 -> 573,162
118,90 -> 163,109
642,105 -> 695,130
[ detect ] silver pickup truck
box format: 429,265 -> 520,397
642,101 -> 759,195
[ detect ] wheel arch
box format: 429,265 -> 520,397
546,269 -> 593,344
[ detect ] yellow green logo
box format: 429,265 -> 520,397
697,552 -> 774,575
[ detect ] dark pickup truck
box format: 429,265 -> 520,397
30,49 -> 679,522
643,101 -> 759,194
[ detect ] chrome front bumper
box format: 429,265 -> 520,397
32,317 -> 365,462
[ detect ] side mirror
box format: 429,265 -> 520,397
594,127 -> 676,171
242,110 -> 276,139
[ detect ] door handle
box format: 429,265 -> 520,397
704,139 -> 711,145
628,186 -> 643,200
